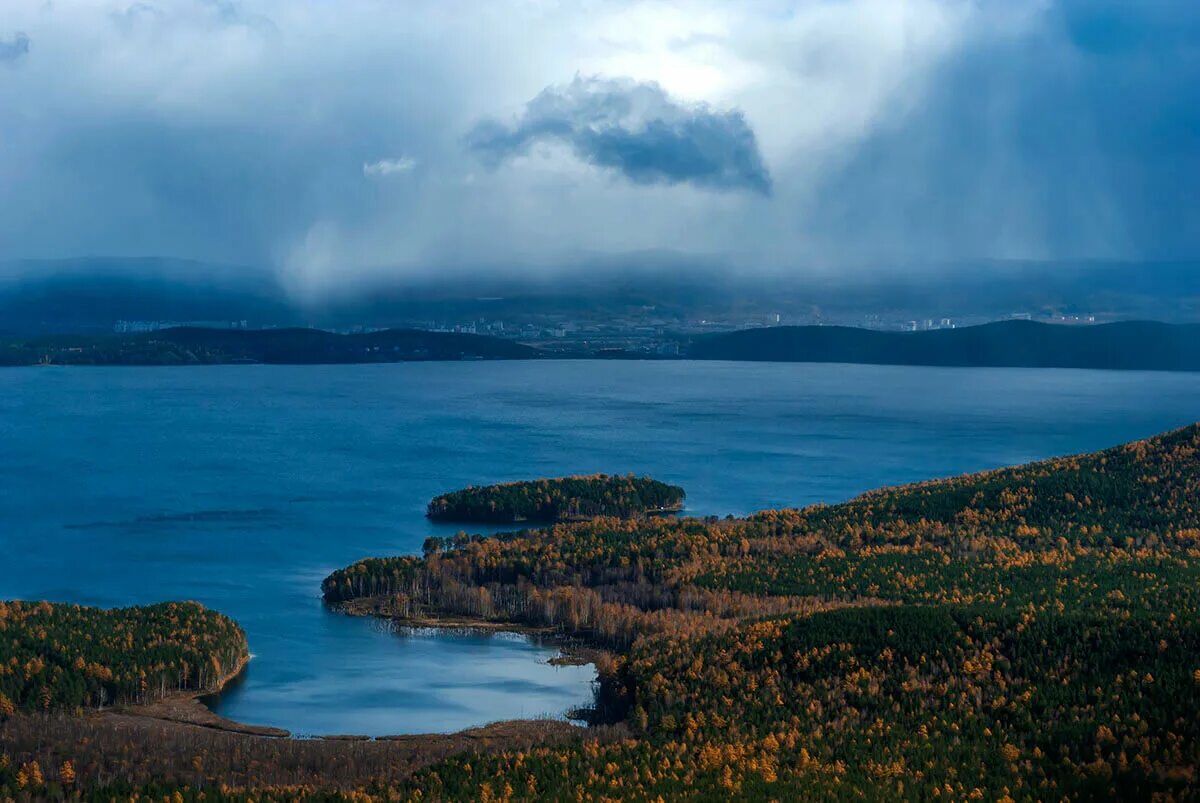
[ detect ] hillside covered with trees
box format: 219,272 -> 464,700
425,474 -> 686,524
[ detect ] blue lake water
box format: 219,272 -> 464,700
2,360 -> 1199,736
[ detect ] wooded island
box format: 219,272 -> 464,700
425,474 -> 686,524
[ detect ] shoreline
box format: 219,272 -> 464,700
333,596 -> 613,670
106,691 -> 291,738
107,606 -> 605,742
106,650 -> 291,738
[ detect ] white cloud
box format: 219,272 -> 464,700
363,157 -> 418,177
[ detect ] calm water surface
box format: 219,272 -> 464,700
2,360 -> 1198,735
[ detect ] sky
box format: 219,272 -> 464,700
0,0 -> 1197,296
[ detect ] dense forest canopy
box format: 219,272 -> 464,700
425,474 -> 686,524
0,601 -> 247,714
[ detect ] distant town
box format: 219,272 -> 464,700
111,309 -> 1110,358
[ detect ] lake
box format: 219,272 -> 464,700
2,360 -> 1198,736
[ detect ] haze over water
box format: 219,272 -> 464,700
2,360 -> 1198,736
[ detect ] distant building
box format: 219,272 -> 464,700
113,320 -> 161,333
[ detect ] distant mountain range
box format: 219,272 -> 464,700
687,320 -> 1200,371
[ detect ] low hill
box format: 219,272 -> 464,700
688,319 -> 1200,371
0,327 -> 539,366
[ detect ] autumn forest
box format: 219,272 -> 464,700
5,425 -> 1200,800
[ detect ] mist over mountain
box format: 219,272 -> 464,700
0,258 -> 292,333
2,256 -> 1196,335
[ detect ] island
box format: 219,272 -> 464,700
6,425 -> 1200,799
425,474 -> 686,524
0,327 -> 538,366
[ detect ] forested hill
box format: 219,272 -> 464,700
687,319 -> 1200,370
0,327 -> 537,366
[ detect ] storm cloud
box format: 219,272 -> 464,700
0,0 -> 1195,292
468,77 -> 771,195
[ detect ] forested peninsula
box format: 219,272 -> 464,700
325,423 -> 1200,800
6,425 -> 1200,799
0,601 -> 247,713
426,475 -> 686,524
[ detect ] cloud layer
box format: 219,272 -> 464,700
0,0 -> 1195,294
468,76 -> 771,194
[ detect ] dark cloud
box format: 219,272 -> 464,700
467,76 -> 771,195
0,2 -> 1196,281
0,33 -> 30,63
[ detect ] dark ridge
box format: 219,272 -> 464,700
0,327 -> 539,366
687,319 -> 1200,371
